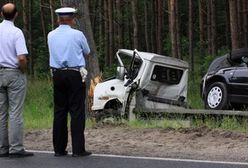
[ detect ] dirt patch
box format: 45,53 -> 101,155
24,126 -> 248,162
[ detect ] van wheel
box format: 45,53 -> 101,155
94,110 -> 105,122
205,82 -> 229,110
94,108 -> 122,122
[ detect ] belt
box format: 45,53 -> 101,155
51,67 -> 80,72
0,67 -> 16,69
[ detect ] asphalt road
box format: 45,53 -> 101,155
0,151 -> 248,168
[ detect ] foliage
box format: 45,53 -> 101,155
24,79 -> 95,129
199,55 -> 215,77
128,115 -> 248,132
187,78 -> 204,109
23,79 -> 248,132
129,119 -> 190,129
102,64 -> 117,79
192,115 -> 248,132
3,0 -> 239,80
24,79 -> 53,128
32,39 -> 50,79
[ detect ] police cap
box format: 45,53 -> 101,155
55,7 -> 77,17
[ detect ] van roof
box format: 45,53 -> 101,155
118,49 -> 189,69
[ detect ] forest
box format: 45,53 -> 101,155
0,0 -> 246,82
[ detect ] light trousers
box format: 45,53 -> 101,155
0,69 -> 26,154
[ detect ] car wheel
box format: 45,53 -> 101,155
205,82 -> 229,110
229,48 -> 248,63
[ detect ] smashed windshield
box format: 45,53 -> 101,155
118,52 -> 142,79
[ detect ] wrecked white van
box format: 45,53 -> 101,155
92,49 -> 189,120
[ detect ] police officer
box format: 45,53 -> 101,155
48,7 -> 91,157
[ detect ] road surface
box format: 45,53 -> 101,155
0,151 -> 248,168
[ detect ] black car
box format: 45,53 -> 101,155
201,48 -> 248,110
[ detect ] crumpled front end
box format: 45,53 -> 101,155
91,79 -> 126,111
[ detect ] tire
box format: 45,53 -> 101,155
229,48 -> 248,63
205,82 -> 229,110
94,110 -> 105,122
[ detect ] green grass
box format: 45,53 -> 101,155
187,75 -> 204,109
126,116 -> 248,132
192,115 -> 248,132
24,79 -> 54,129
24,79 -> 98,129
23,79 -> 248,132
128,119 -> 191,129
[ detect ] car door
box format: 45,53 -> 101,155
229,67 -> 248,96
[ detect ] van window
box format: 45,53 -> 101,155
151,65 -> 183,84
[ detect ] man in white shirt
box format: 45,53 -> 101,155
0,3 -> 33,158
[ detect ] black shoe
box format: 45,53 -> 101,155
54,151 -> 68,157
9,150 -> 34,158
72,151 -> 92,157
0,153 -> 9,157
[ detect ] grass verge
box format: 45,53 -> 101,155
24,79 -> 53,129
23,79 -> 248,132
24,79 -> 98,129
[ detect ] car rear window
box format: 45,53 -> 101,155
151,65 -> 183,84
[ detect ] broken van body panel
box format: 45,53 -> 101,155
92,49 -> 189,119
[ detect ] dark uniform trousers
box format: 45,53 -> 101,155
52,69 -> 86,154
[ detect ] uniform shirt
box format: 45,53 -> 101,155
0,20 -> 28,68
48,25 -> 90,68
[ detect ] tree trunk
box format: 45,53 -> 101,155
199,0 -> 205,57
189,0 -> 194,72
49,0 -> 55,30
22,0 -> 28,44
144,0 -> 150,51
151,1 -> 155,52
157,0 -> 163,54
104,0 -> 109,66
125,1 -> 133,49
242,0 -> 248,47
206,0 -> 217,56
225,0 -> 231,49
40,0 -> 47,43
22,0 -> 33,75
237,0 -> 243,46
207,0 -> 212,55
229,0 -> 239,49
175,0 -> 181,59
97,0 -> 104,60
89,0 -> 97,36
28,0 -> 33,75
168,0 -> 179,58
108,0 -> 113,65
211,0 -> 217,56
116,0 -> 122,48
131,0 -> 139,49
